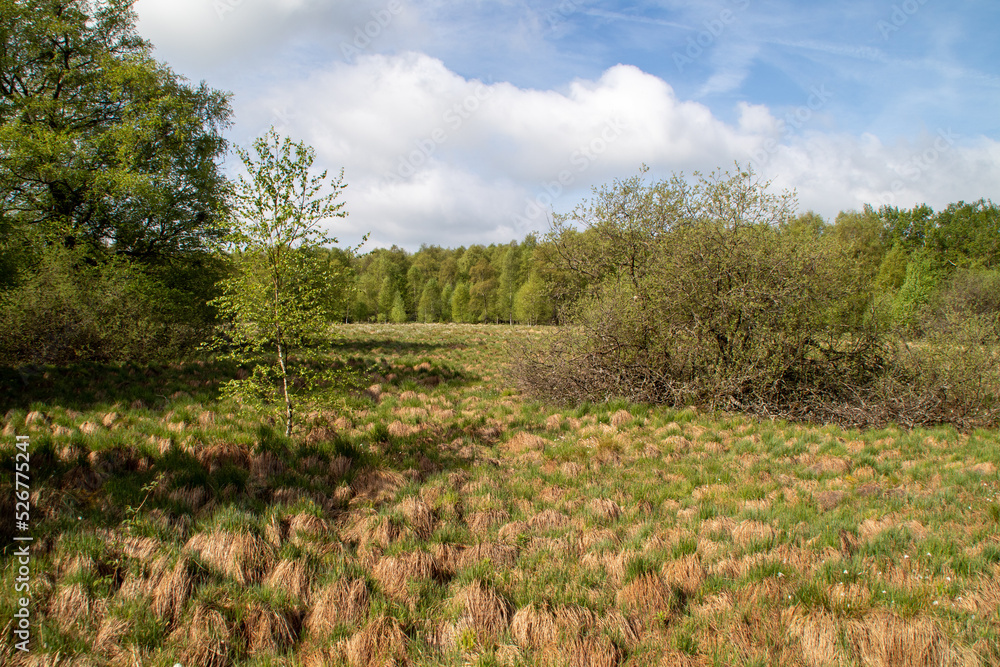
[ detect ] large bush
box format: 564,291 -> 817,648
0,248 -> 214,365
514,167 -> 998,428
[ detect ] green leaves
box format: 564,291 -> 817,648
212,128 -> 351,436
0,0 -> 231,262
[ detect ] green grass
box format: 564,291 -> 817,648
1,323 -> 999,665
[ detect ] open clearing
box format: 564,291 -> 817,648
2,323 -> 999,666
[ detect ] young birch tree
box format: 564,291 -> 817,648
213,128 -> 349,437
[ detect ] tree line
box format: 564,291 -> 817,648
313,197 -> 1000,331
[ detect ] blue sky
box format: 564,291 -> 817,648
135,0 -> 1000,249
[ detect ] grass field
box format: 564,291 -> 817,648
2,323 -> 999,666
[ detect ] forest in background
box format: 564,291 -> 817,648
305,198 -> 1000,330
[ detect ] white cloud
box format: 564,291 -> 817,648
196,50 -> 1000,248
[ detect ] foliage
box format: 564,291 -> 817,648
211,128 -> 351,436
0,0 -> 231,262
0,245 -> 212,364
515,166 -> 883,414
0,0 -> 232,363
512,166 -> 999,428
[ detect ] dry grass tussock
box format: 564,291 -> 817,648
503,431 -> 548,455
244,602 -> 297,655
372,551 -> 437,604
171,604 -> 231,667
530,509 -> 570,531
49,583 -> 94,633
342,511 -> 403,550
306,577 -> 369,637
387,420 -> 420,438
538,634 -> 623,667
511,603 -> 557,649
288,512 -> 329,544
661,555 -> 706,596
456,580 -> 512,644
185,529 -> 275,584
616,573 -> 677,625
344,615 -> 408,667
399,496 -> 436,538
785,608 -> 977,667
458,542 -> 519,569
196,441 -> 250,473
467,508 -> 510,534
845,613 -> 977,667
587,498 -> 623,522
351,468 -> 406,504
732,520 -> 776,547
93,617 -> 130,660
151,556 -> 192,622
266,558 -> 312,605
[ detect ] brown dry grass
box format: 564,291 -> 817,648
588,498 -> 623,522
399,497 -> 437,538
171,604 -> 231,667
196,442 -> 250,473
288,512 -> 329,544
538,634 -> 623,667
530,509 -> 570,531
467,508 -> 511,534
49,583 -> 93,633
504,432 -> 548,454
457,542 -> 519,569
456,580 -> 513,644
661,555 -> 706,596
732,520 -> 776,547
372,551 -> 437,605
185,529 -> 275,584
352,469 -> 406,504
151,556 -> 192,622
344,615 -> 409,667
845,613 -> 973,667
305,578 -> 370,637
616,573 -> 676,626
266,558 -> 312,605
244,602 -> 297,655
511,603 -> 557,650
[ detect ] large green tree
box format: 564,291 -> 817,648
0,0 -> 231,264
0,0 -> 232,363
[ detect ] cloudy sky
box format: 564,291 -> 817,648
134,0 -> 1000,250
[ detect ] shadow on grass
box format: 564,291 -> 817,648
0,360 -> 239,414
330,338 -> 461,355
0,342 -> 480,557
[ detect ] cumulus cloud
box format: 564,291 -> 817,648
201,51 -> 1000,248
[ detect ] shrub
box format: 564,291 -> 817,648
515,167 -> 884,418
514,166 -> 999,428
0,247 -> 210,365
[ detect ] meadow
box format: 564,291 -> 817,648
2,323 -> 999,666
